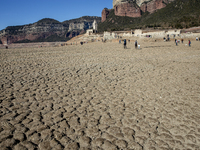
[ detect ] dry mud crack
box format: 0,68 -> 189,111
0,41 -> 200,150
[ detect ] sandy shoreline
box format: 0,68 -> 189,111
0,40 -> 200,149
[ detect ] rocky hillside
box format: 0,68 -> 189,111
0,16 -> 101,44
113,0 -> 175,7
99,0 -> 200,32
102,0 -> 175,22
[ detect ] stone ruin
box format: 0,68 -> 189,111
86,20 -> 98,35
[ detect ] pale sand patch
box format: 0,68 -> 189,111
0,40 -> 200,149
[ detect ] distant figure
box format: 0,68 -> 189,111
138,45 -> 140,49
199,37 -> 200,41
181,39 -> 183,43
124,39 -> 127,49
196,37 -> 198,41
175,39 -> 178,46
6,46 -> 8,49
135,40 -> 138,49
163,37 -> 166,42
167,34 -> 169,41
188,40 -> 191,47
119,40 -> 121,44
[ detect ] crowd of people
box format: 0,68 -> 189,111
121,36 -> 200,49
174,39 -> 192,46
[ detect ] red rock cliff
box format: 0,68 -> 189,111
147,0 -> 167,13
101,0 -> 173,22
114,2 -> 141,18
102,8 -> 111,22
141,0 -> 168,13
140,3 -> 147,12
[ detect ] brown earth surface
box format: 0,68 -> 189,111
0,40 -> 200,150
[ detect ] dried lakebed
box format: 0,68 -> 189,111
0,42 -> 200,150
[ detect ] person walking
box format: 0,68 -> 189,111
135,40 -> 138,49
124,39 -> 127,49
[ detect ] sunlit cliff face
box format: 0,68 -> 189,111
113,0 -> 128,8
113,0 -> 152,7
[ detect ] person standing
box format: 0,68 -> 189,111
124,39 -> 127,49
135,40 -> 138,49
181,39 -> 183,43
188,40 -> 191,47
175,39 -> 178,46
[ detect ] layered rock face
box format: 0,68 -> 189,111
113,0 -> 150,7
0,24 -> 68,45
0,17 -> 101,44
66,30 -> 85,38
101,8 -> 111,22
68,22 -> 94,31
103,0 -> 174,22
136,0 -> 151,6
141,0 -> 168,14
114,2 -> 141,17
0,32 -> 63,45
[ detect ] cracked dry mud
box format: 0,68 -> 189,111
0,41 -> 200,150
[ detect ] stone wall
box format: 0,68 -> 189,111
133,29 -> 182,38
104,31 -> 118,40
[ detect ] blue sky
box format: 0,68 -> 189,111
0,0 -> 113,30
